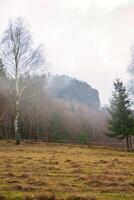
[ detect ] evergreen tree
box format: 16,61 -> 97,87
107,79 -> 134,150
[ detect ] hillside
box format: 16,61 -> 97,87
46,75 -> 100,110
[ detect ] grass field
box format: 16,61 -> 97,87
0,141 -> 134,200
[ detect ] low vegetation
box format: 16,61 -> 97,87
0,141 -> 133,200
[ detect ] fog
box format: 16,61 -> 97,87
0,0 -> 134,104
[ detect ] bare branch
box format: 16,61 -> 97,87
0,46 -> 15,66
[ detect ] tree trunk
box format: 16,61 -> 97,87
126,136 -> 130,151
36,104 -> 40,140
129,136 -> 132,151
14,74 -> 20,145
14,99 -> 20,144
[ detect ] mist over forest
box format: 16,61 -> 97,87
0,63 -> 106,143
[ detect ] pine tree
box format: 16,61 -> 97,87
107,79 -> 134,150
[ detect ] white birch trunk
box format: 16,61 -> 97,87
14,71 -> 20,144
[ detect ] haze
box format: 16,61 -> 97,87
0,0 -> 134,105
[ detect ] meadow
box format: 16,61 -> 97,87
0,141 -> 133,200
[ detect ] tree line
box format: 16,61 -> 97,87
0,62 -> 107,143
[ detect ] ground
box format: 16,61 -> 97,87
0,141 -> 134,200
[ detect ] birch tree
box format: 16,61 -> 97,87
0,18 -> 45,144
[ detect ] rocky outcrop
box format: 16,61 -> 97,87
46,75 -> 100,110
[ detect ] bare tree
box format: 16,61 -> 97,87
0,17 -> 45,144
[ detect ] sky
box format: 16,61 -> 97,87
0,0 -> 134,105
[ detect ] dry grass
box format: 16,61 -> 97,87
0,141 -> 133,200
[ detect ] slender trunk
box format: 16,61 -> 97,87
126,136 -> 130,151
14,73 -> 20,145
35,89 -> 40,140
14,98 -> 20,144
129,136 -> 132,150
36,115 -> 40,140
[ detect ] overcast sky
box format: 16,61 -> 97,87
0,0 -> 134,105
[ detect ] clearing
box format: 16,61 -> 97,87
0,141 -> 134,200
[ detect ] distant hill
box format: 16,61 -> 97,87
46,75 -> 100,110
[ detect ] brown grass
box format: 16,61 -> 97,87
0,141 -> 133,200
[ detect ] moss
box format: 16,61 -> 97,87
0,191 -> 23,200
97,192 -> 134,200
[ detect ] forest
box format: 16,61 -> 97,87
0,62 -> 107,143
